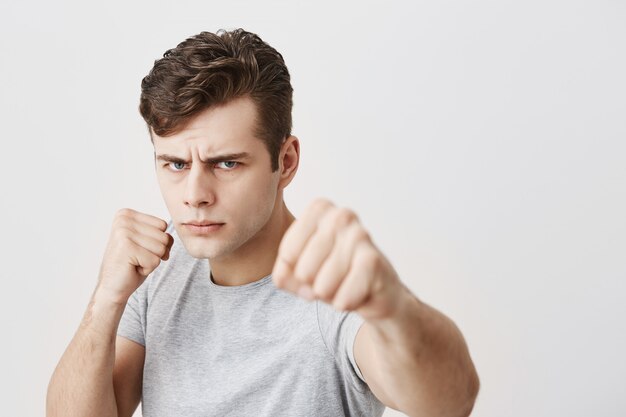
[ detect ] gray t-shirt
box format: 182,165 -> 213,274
117,221 -> 386,417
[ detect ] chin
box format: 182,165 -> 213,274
179,232 -> 247,260
179,237 -> 224,260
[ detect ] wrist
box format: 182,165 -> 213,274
79,287 -> 129,337
366,285 -> 420,334
93,284 -> 130,308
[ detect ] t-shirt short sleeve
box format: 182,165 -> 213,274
316,300 -> 369,392
117,278 -> 149,346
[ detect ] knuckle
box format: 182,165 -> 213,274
272,273 -> 289,289
157,219 -> 168,231
159,242 -> 170,256
154,244 -> 165,257
319,206 -> 354,232
113,226 -> 129,241
312,198 -> 333,212
314,285 -> 334,302
113,214 -> 131,229
317,209 -> 357,239
116,208 -> 134,218
293,267 -> 312,284
276,247 -> 295,265
335,207 -> 357,226
157,232 -> 170,246
352,225 -> 370,242
362,249 -> 380,270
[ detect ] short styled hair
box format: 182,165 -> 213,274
139,28 -> 293,171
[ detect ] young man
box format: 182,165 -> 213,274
47,29 -> 479,417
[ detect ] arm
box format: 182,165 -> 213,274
46,290 -> 126,417
113,336 -> 145,417
46,209 -> 172,417
271,198 -> 479,417
354,286 -> 479,417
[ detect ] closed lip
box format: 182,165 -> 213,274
184,221 -> 224,226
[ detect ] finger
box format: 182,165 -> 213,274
118,208 -> 169,231
312,222 -> 370,302
272,258 -> 314,299
331,243 -> 378,311
292,208 -> 351,285
276,198 -> 334,267
128,231 -> 170,260
129,240 -> 163,277
163,233 -> 174,260
129,220 -> 172,248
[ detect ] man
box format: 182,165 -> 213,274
47,29 -> 479,417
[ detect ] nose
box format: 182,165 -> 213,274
184,163 -> 216,208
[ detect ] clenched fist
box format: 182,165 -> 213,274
95,208 -> 173,305
272,198 -> 406,321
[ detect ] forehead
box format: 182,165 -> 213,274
152,97 -> 263,154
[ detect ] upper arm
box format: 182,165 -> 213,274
113,336 -> 145,417
354,323 -> 399,411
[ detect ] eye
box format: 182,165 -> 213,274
216,161 -> 239,170
166,162 -> 187,171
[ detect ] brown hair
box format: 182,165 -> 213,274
139,28 -> 293,171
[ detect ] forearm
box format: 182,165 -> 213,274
366,289 -> 479,417
46,288 -> 126,417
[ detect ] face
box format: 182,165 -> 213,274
152,96 -> 286,260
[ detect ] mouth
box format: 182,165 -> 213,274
184,221 -> 223,226
183,222 -> 225,234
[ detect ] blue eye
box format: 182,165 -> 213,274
217,161 -> 239,170
168,162 -> 186,171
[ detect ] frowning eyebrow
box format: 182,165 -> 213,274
155,152 -> 251,164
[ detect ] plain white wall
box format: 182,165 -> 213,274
1,1 -> 624,416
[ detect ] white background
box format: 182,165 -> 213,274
1,1 -> 625,416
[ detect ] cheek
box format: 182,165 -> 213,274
236,169 -> 276,195
233,175 -> 278,211
157,181 -> 178,203
229,184 -> 271,206
254,174 -> 279,200
157,179 -> 185,217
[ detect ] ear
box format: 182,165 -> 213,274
277,135 -> 300,189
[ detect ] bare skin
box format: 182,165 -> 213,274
46,97 -> 301,417
47,95 -> 478,417
46,209 -> 173,417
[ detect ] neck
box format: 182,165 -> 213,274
208,198 -> 295,286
